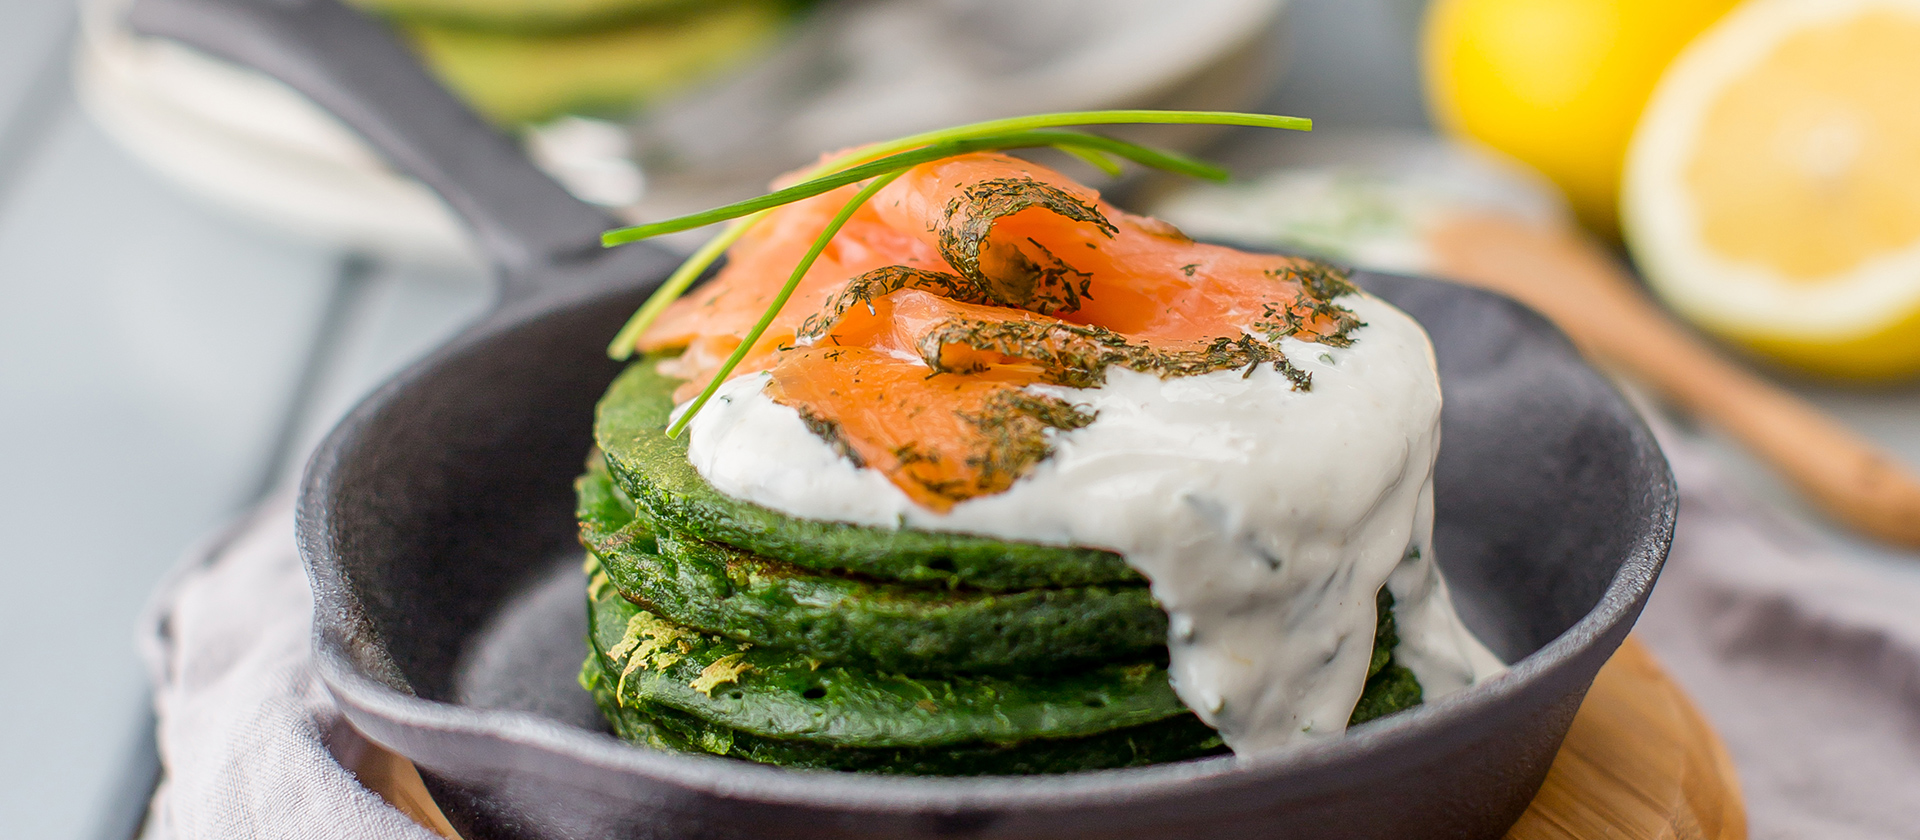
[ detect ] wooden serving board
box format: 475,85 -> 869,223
354,637 -> 1744,840
1502,638 -> 1745,840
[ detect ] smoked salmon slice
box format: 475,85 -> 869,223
636,152 -> 1364,512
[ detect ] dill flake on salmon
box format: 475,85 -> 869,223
904,304 -> 1305,389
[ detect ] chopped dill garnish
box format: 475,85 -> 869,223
957,390 -> 1096,491
895,389 -> 1096,505
796,266 -> 984,340
1253,262 -> 1367,348
936,177 -> 1115,315
795,406 -> 866,469
912,318 -> 1314,392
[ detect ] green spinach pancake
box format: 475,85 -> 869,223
576,360 -> 1424,775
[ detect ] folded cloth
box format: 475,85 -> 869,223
137,500 -> 438,840
138,439 -> 1920,839
1637,430 -> 1920,840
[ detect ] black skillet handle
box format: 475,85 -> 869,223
127,0 -> 619,286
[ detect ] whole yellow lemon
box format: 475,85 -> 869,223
1421,0 -> 1739,237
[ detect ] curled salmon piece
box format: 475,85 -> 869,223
871,154 -> 1363,343
637,152 -> 1366,507
870,155 -> 1115,316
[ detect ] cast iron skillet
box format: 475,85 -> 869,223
129,0 -> 1676,837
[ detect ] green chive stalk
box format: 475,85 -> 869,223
664,170 -> 907,438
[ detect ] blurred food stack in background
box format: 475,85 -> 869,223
354,0 -> 800,126
77,0 -> 1292,265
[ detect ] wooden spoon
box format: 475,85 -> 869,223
1427,212 -> 1920,548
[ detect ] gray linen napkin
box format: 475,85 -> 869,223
138,501 -> 437,840
138,438 -> 1920,838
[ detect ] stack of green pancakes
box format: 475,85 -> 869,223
575,360 -> 1425,775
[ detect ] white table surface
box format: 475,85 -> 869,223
1,0 -> 1915,837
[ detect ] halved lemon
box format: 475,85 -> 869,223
1623,0 -> 1920,381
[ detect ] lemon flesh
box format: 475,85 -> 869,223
1623,0 -> 1920,381
1422,0 -> 1739,237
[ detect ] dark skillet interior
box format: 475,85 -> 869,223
301,267 -> 1672,840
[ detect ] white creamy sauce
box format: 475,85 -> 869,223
681,292 -> 1505,754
